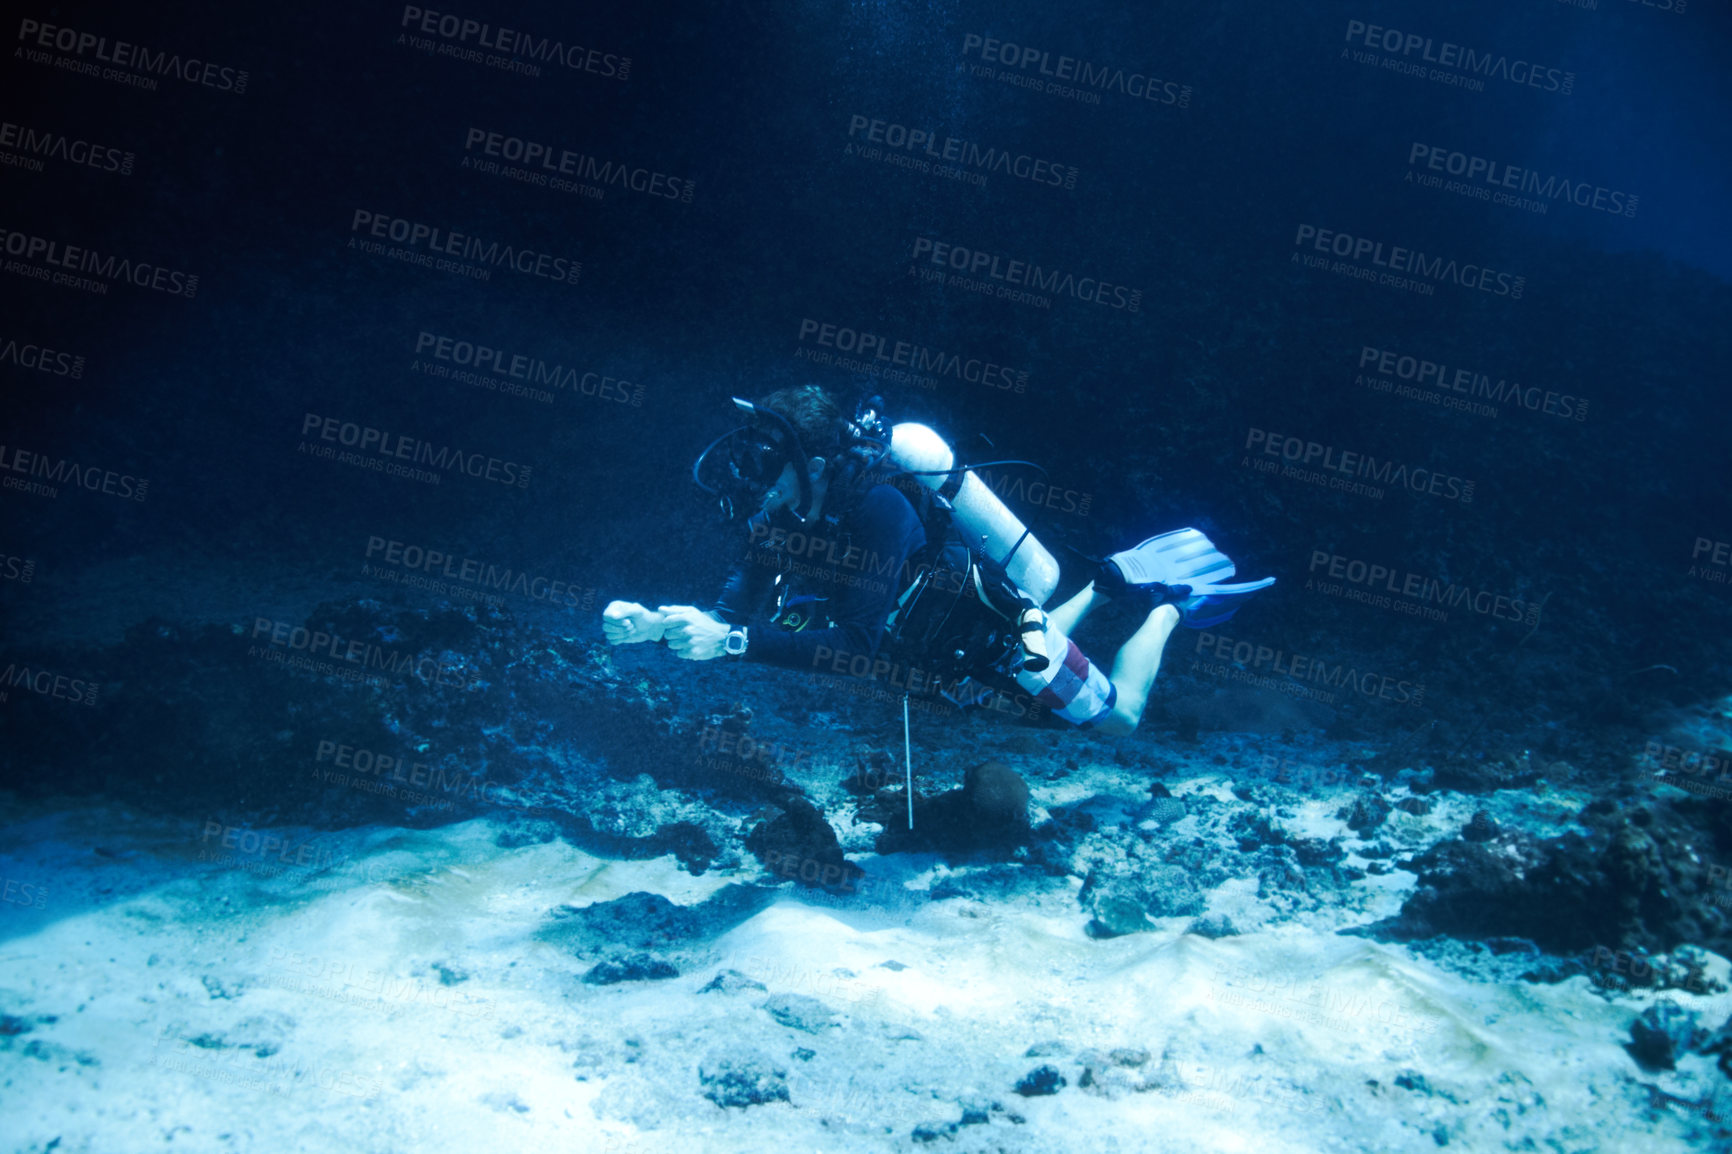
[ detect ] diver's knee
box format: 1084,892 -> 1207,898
1093,708 -> 1137,737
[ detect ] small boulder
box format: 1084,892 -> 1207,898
872,761 -> 1033,855
201,975 -> 238,1000
1461,811 -> 1500,843
582,956 -> 678,985
540,891 -> 696,953
1077,1048 -> 1155,1097
699,969 -> 767,995
655,820 -> 720,875
1230,811 -> 1285,853
495,820 -> 561,849
0,1014 -> 36,1037
964,760 -> 1031,834
700,1054 -> 790,1108
760,993 -> 837,1033
1187,914 -> 1239,940
1143,865 -> 1206,918
1015,1064 -> 1066,1096
540,886 -> 775,956
1393,1069 -> 1434,1095
746,797 -> 863,890
1429,755 -> 1539,794
1290,838 -> 1346,868
1086,889 -> 1154,939
1338,792 -> 1392,835
1628,1001 -> 1703,1070
1082,864 -> 1204,937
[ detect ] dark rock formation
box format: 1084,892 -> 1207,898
869,760 -> 1033,856
1338,792 -> 1392,835
538,886 -> 775,956
760,994 -> 837,1033
1626,1002 -> 1703,1071
582,956 -> 679,985
1014,1065 -> 1066,1096
1080,864 -> 1204,938
0,600 -> 708,832
699,1054 -> 790,1108
1188,914 -> 1239,939
1355,804 -> 1732,956
744,796 -> 864,890
699,970 -> 768,995
1460,810 -> 1500,843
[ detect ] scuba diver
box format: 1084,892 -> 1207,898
601,385 -> 1274,737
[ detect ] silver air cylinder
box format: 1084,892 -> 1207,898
887,423 -> 1061,607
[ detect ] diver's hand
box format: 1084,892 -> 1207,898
602,601 -> 666,645
658,606 -> 729,661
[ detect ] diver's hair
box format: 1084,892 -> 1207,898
755,385 -> 843,458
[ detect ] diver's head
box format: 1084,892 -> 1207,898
750,385 -> 843,519
752,386 -> 844,459
694,384 -> 846,526
756,455 -> 831,524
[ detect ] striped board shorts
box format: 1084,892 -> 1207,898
1009,619 -> 1117,728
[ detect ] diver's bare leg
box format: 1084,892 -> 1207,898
1090,604 -> 1180,737
1046,581 -> 1106,636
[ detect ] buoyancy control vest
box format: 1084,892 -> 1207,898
875,423 -> 1064,683
741,411 -> 1066,686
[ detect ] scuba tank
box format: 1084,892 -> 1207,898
885,423 -> 1061,608
693,393 -> 1059,610
694,393 -> 1065,672
852,406 -> 1115,728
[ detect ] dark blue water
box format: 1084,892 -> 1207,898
3,3 -> 1730,1150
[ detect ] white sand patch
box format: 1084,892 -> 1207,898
0,802 -> 1724,1152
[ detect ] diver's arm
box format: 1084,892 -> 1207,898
742,613 -> 881,670
659,485 -> 923,666
602,601 -> 668,645
660,606 -> 730,658
659,544 -> 779,659
712,550 -> 775,626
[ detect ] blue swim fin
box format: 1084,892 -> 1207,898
1099,527 -> 1275,628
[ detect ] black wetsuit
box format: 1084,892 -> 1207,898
712,481 -> 1104,725
712,483 -> 926,671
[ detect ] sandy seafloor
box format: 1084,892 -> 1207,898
3,716 -> 1729,1154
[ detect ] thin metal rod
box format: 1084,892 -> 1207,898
903,694 -> 914,830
